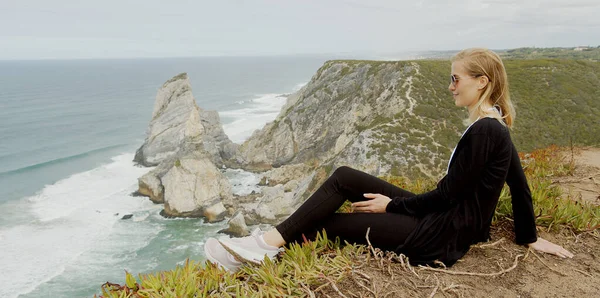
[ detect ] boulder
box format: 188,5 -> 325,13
161,156 -> 232,221
241,171 -> 314,224
219,211 -> 250,237
260,163 -> 313,186
204,202 -> 227,223
138,171 -> 164,203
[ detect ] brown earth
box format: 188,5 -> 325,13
317,221 -> 600,298
556,147 -> 600,204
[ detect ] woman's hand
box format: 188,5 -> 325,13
528,237 -> 574,258
351,193 -> 391,213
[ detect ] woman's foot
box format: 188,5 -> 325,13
218,228 -> 283,263
203,238 -> 242,272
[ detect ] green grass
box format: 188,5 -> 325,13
97,231 -> 362,298
499,46 -> 600,61
493,145 -> 600,231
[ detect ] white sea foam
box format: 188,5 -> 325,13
27,154 -> 152,222
0,153 -> 156,298
221,93 -> 287,144
0,81 -> 308,298
221,82 -> 306,144
222,168 -> 262,196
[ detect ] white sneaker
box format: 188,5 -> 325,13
204,238 -> 242,272
218,228 -> 283,263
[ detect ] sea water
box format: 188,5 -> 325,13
0,56 -> 328,297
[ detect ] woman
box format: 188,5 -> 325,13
204,48 -> 574,272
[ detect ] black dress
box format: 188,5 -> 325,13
386,117 -> 538,266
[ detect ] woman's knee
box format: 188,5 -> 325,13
332,166 -> 354,178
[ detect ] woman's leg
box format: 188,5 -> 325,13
208,166 -> 417,271
274,166 -> 417,246
284,212 -> 419,251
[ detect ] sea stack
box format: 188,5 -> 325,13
133,73 -> 236,221
133,73 -> 204,167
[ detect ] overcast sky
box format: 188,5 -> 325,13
0,0 -> 598,60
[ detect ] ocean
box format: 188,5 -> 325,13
0,56 -> 329,297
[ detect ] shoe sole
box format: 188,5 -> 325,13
204,239 -> 240,272
218,240 -> 264,266
218,239 -> 282,265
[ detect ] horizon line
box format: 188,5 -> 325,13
0,45 -> 597,62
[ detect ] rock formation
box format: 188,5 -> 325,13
161,155 -> 232,221
234,61 -> 437,178
134,73 -> 238,168
219,211 -> 250,237
133,73 -> 235,222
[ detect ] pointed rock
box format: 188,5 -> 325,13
134,73 -> 204,166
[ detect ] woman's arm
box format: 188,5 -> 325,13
505,142 -> 537,244
507,143 -> 574,258
385,132 -> 492,216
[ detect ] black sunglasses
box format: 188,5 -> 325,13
450,74 -> 482,87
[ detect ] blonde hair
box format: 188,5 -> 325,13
451,48 -> 515,128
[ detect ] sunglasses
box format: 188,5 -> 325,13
450,74 -> 482,87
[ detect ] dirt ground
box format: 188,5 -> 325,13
317,221 -> 600,298
555,147 -> 600,204
316,147 -> 600,298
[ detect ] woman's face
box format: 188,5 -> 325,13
449,61 -> 482,109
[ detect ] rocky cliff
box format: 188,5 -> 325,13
236,60 -> 461,179
238,59 -> 600,178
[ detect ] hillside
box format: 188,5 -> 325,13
238,58 -> 600,179
500,46 -> 600,61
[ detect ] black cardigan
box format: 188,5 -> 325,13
386,118 -> 537,266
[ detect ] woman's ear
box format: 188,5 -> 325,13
478,76 -> 489,90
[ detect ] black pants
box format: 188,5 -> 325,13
275,166 -> 420,252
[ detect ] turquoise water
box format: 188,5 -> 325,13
0,56 -> 328,297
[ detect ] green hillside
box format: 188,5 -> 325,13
321,58 -> 600,178
500,46 -> 600,61
410,58 -> 600,151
